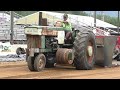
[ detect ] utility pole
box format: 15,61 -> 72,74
101,11 -> 104,21
118,11 -> 119,33
94,11 -> 96,27
10,11 -> 14,45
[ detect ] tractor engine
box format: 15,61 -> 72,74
45,36 -> 58,50
45,36 -> 58,67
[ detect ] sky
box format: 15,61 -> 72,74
100,11 -> 118,17
85,11 -> 118,17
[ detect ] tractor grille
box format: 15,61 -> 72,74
26,35 -> 41,48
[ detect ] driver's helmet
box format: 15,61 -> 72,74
63,13 -> 68,18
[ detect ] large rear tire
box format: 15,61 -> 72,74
73,30 -> 96,70
34,54 -> 46,72
27,56 -> 35,71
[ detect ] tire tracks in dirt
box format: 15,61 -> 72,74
1,65 -> 120,79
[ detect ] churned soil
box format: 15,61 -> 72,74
0,60 -> 120,79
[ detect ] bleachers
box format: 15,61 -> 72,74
0,13 -> 26,42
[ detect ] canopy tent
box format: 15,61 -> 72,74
41,11 -> 117,29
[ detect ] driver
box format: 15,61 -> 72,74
55,14 -> 72,42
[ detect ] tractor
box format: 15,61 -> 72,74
24,19 -> 117,72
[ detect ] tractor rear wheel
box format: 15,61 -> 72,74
34,54 -> 46,72
73,30 -> 96,70
27,56 -> 35,71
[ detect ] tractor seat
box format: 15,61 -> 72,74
64,31 -> 72,44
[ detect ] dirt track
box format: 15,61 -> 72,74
1,61 -> 120,79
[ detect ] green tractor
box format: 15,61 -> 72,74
25,23 -> 97,72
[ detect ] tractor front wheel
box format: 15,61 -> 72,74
27,56 -> 35,71
34,54 -> 46,72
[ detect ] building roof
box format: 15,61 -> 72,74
41,11 -> 117,28
14,11 -> 117,29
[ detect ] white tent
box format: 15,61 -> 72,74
41,11 -> 117,28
